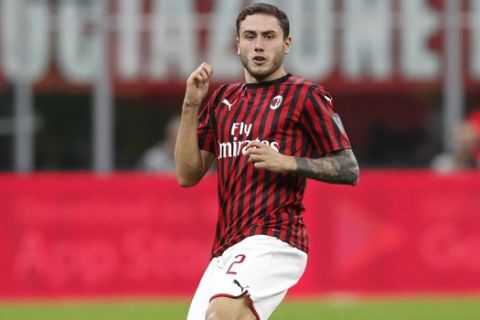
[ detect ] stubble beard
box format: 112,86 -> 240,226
240,53 -> 284,82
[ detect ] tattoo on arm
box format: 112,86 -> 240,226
295,149 -> 359,185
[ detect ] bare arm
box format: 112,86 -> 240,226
295,149 -> 359,185
175,63 -> 215,187
245,142 -> 359,185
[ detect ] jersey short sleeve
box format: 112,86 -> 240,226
302,86 -> 351,156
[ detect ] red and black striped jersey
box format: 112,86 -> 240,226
198,73 -> 351,258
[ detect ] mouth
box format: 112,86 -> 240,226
252,56 -> 267,65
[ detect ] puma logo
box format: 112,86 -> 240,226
233,279 -> 249,293
222,99 -> 234,111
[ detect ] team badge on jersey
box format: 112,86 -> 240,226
270,95 -> 283,110
332,113 -> 346,134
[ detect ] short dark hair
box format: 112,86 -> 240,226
236,3 -> 290,39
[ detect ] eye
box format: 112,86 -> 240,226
244,33 -> 255,40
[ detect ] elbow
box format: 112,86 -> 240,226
175,161 -> 203,187
176,175 -> 200,188
348,163 -> 360,185
344,149 -> 360,185
175,167 -> 203,187
350,174 -> 360,186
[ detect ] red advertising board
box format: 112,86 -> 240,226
0,171 -> 479,298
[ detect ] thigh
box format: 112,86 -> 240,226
206,296 -> 257,320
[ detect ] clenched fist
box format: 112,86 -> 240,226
184,63 -> 213,107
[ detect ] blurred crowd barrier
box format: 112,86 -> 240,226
1,0 -> 480,171
0,171 -> 479,298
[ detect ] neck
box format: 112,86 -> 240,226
245,66 -> 287,84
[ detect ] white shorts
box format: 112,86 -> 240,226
186,235 -> 308,320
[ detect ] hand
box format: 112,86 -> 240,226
245,141 -> 296,173
184,63 -> 213,106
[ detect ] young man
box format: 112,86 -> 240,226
175,3 -> 359,320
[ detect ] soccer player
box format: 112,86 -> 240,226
175,3 -> 359,320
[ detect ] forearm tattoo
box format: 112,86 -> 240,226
295,149 -> 359,184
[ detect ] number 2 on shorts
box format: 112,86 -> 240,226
226,254 -> 246,275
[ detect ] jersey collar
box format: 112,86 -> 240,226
245,73 -> 292,89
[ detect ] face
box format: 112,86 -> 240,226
236,14 -> 291,83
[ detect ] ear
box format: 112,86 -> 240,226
236,37 -> 240,55
284,36 -> 291,54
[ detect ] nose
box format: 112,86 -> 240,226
254,38 -> 264,52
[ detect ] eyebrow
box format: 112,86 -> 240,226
242,30 -> 277,36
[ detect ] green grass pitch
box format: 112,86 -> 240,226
0,296 -> 479,320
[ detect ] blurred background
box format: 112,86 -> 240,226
0,0 -> 479,172
0,0 -> 479,319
